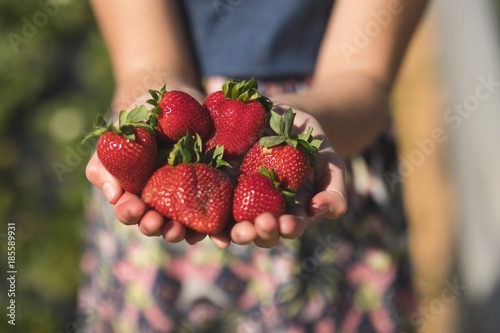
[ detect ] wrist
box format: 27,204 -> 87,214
271,95 -> 306,113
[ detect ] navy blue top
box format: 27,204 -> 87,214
181,0 -> 335,79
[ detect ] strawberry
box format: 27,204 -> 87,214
147,86 -> 212,145
233,167 -> 291,223
141,133 -> 232,235
239,108 -> 323,191
202,90 -> 226,113
204,78 -> 272,160
82,106 -> 157,194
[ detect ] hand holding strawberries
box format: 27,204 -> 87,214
84,78 -> 347,249
229,106 -> 347,247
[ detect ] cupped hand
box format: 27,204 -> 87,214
87,151 -> 233,247
85,90 -> 210,246
85,95 -> 347,250
228,108 -> 347,247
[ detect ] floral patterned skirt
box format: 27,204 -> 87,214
77,77 -> 415,333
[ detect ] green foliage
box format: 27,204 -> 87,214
0,0 -> 113,332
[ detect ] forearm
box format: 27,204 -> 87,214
273,72 -> 389,158
90,0 -> 203,111
285,0 -> 428,158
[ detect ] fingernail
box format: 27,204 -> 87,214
102,182 -> 116,202
313,206 -> 329,217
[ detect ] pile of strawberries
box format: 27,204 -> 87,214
83,78 -> 322,236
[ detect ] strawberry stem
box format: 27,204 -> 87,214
146,84 -> 166,108
258,108 -> 323,167
260,108 -> 323,152
168,133 -> 230,169
222,78 -> 273,112
258,165 -> 298,206
145,84 -> 165,127
81,105 -> 155,145
168,132 -> 203,166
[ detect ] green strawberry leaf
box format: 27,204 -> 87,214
81,127 -> 108,145
169,133 -> 231,169
282,188 -> 299,207
255,95 -> 273,112
269,108 -> 295,137
310,139 -> 323,149
204,145 -> 230,169
269,110 -> 282,135
258,95 -> 273,113
296,126 -> 313,142
286,139 -> 298,149
282,108 -> 295,137
133,122 -> 155,136
258,165 -> 271,177
126,105 -> 149,123
258,166 -> 281,188
81,114 -> 113,145
259,165 -> 273,176
168,132 -> 202,166
222,78 -> 272,111
264,108 -> 324,168
259,136 -> 285,148
257,166 -> 299,205
296,127 -> 323,154
147,84 -> 166,107
231,82 -> 242,100
118,110 -> 128,127
148,89 -> 160,103
82,104 -> 157,146
168,145 -> 192,166
95,114 -> 108,128
222,79 -> 236,98
148,114 -> 158,128
120,125 -> 136,141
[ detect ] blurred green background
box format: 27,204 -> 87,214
0,1 -> 113,332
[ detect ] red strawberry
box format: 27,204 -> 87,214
203,90 -> 226,113
148,86 -> 212,145
239,108 -> 323,191
82,106 -> 157,194
241,143 -> 310,191
204,78 -> 272,159
233,168 -> 288,223
141,134 -> 232,235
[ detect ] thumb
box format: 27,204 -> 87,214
85,152 -> 123,204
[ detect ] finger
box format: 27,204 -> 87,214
86,153 -> 123,204
309,190 -> 347,220
279,207 -> 308,239
162,220 -> 187,243
230,221 -> 258,245
209,233 -> 231,250
309,147 -> 348,220
137,210 -> 165,236
253,213 -> 280,248
114,192 -> 147,225
185,230 -> 207,245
